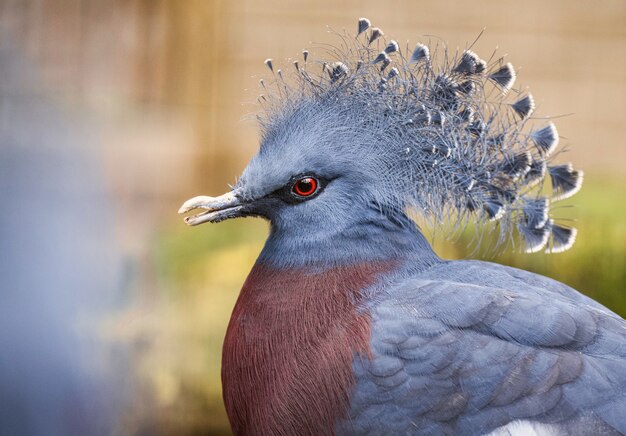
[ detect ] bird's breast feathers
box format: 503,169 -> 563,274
221,260 -> 393,435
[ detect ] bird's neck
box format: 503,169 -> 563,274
222,212 -> 440,433
258,211 -> 440,272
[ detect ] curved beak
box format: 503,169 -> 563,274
178,189 -> 244,226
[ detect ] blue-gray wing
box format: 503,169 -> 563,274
343,273 -> 626,435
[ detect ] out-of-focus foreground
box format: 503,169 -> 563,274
0,1 -> 624,434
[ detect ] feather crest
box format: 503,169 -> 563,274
518,221 -> 550,253
489,62 -> 516,91
511,94 -> 535,119
255,18 -> 582,253
549,164 -> 584,201
546,220 -> 578,253
531,123 -> 559,156
410,43 -> 430,63
357,18 -> 370,35
453,50 -> 486,75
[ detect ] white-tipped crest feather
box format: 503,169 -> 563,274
489,62 -> 516,91
357,18 -> 371,35
410,43 -> 430,63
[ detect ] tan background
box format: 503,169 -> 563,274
1,1 -> 624,434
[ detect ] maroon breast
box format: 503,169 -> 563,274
222,261 -> 393,435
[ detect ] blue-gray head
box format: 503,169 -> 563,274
179,18 -> 583,262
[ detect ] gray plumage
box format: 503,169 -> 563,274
344,261 -> 626,435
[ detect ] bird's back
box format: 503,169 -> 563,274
344,259 -> 626,435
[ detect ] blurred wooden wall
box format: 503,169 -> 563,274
1,0 -> 624,215
0,0 -> 626,197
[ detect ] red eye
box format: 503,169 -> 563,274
292,177 -> 318,197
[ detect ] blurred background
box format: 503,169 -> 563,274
0,0 -> 624,434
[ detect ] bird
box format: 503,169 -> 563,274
178,18 -> 626,436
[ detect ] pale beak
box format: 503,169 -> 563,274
178,189 -> 244,226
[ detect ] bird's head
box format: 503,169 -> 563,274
180,18 -> 583,255
178,101 -> 400,241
